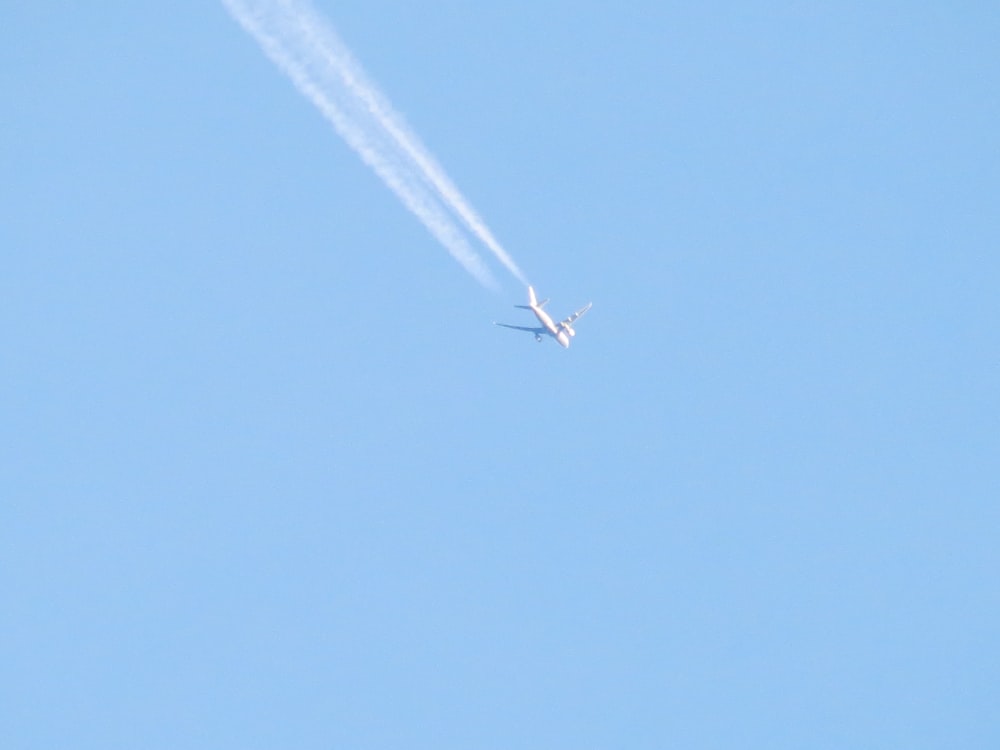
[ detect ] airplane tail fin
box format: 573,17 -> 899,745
514,286 -> 547,309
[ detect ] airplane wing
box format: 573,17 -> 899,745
561,302 -> 593,327
494,322 -> 546,334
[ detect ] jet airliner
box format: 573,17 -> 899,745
495,287 -> 592,348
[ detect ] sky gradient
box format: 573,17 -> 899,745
3,2 -> 998,747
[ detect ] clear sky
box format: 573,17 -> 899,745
3,1 -> 998,747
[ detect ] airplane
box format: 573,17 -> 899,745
495,286 -> 592,348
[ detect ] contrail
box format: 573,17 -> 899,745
222,0 -> 528,288
290,9 -> 531,286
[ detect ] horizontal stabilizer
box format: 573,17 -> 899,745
514,286 -> 549,310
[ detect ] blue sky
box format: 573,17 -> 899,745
3,1 -> 998,747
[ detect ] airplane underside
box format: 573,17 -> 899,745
495,286 -> 592,349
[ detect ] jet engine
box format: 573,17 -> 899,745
535,334 -> 543,342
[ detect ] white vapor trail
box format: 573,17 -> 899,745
222,0 -> 528,289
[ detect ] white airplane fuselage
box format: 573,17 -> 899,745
530,304 -> 571,348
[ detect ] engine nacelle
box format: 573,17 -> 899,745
565,327 -> 576,337
534,334 -> 543,342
